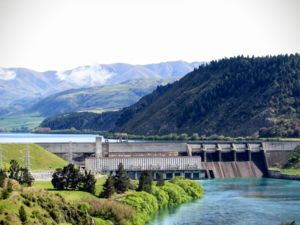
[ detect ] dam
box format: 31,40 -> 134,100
37,138 -> 300,179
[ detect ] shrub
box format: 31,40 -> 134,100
151,186 -> 169,209
120,191 -> 158,215
19,206 -> 27,223
170,177 -> 204,199
89,200 -> 134,225
160,182 -> 192,206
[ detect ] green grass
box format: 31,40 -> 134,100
280,168 -> 300,175
0,113 -> 45,131
33,177 -> 107,202
0,144 -> 67,171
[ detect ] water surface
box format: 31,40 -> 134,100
148,178 -> 300,225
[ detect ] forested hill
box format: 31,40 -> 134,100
41,54 -> 300,137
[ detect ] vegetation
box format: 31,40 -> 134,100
100,176 -> 115,198
51,164 -> 96,194
0,144 -> 67,171
283,146 -> 300,169
8,160 -> 34,186
137,171 -> 153,193
41,54 -> 300,138
114,163 -> 130,194
0,113 -> 45,132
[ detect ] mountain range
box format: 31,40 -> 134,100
41,54 -> 300,137
0,61 -> 201,117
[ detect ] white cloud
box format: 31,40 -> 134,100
56,64 -> 114,86
0,68 -> 16,80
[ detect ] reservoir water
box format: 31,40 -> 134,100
0,133 -> 101,143
148,178 -> 300,225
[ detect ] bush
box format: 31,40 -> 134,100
151,186 -> 169,209
89,200 -> 134,225
170,177 -> 204,199
19,206 -> 27,223
121,191 -> 158,215
160,182 -> 192,206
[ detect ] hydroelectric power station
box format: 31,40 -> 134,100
38,138 -> 300,180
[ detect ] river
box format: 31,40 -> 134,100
148,178 -> 300,225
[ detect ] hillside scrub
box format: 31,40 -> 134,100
1,177 -> 204,225
283,145 -> 300,169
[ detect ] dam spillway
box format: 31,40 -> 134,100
37,139 -> 300,179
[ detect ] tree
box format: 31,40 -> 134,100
114,163 -> 129,193
100,176 -> 115,198
52,164 -> 81,190
81,171 -> 96,194
19,206 -> 27,223
137,171 -> 153,193
9,160 -> 20,180
156,172 -> 165,186
0,169 -> 7,188
19,168 -> 34,186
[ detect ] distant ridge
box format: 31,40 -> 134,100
41,54 -> 300,137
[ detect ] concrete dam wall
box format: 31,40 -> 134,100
37,139 -> 300,179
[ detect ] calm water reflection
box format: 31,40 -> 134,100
148,178 -> 300,225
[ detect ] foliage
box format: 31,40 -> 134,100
170,177 -> 204,198
51,164 -> 96,194
120,191 -> 158,218
88,200 -> 134,225
8,160 -> 34,186
151,186 -> 169,209
114,163 -> 130,194
156,172 -> 165,186
137,171 -> 153,193
100,176 -> 115,198
0,170 -> 7,188
18,206 -> 27,223
80,171 -> 97,194
283,146 -> 300,169
160,182 -> 192,206
18,168 -> 34,186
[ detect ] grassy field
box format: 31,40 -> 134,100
280,168 -> 300,175
0,113 -> 45,131
0,144 -> 67,171
33,177 -> 106,201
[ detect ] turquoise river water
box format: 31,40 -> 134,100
148,178 -> 300,225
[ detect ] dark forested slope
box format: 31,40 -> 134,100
41,54 -> 300,137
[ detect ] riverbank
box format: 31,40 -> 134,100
0,177 -> 204,225
268,169 -> 300,181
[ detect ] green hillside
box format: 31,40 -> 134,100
31,78 -> 177,116
0,144 -> 67,171
41,54 -> 300,137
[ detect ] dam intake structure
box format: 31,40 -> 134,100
37,138 -> 300,180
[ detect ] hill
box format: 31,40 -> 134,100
0,61 -> 201,117
29,78 -> 176,116
41,54 -> 300,137
0,144 -> 67,171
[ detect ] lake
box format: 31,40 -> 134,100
148,178 -> 300,225
0,133 -> 102,143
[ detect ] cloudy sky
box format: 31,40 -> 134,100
0,0 -> 299,71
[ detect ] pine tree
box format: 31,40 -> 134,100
114,163 -> 129,193
100,176 -> 115,198
156,172 -> 165,186
19,206 -> 27,223
137,171 -> 153,193
81,171 -> 96,194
